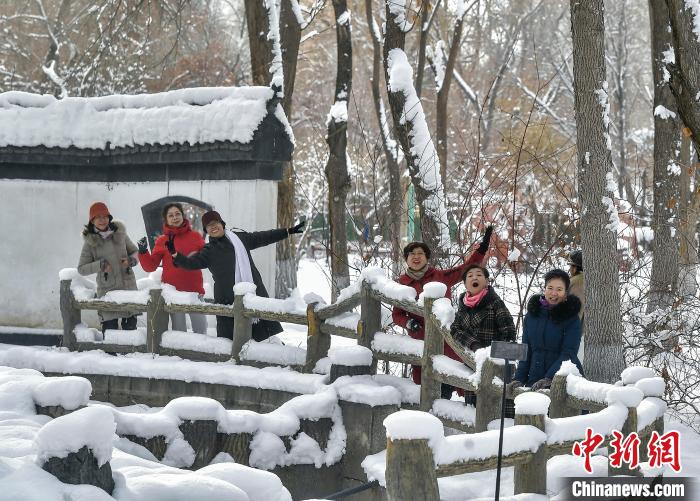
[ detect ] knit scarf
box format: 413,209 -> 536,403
406,264 -> 429,281
97,229 -> 114,240
224,230 -> 258,324
464,287 -> 488,308
539,297 -> 553,309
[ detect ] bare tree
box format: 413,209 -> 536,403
364,0 -> 404,274
324,0 -> 353,299
647,0 -> 682,312
426,1 -> 471,185
665,0 -> 700,154
383,0 -> 450,258
569,0 -> 624,383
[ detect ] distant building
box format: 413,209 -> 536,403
0,87 -> 294,328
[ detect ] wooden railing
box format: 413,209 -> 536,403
57,274 -> 565,429
383,377 -> 667,499
59,274 -> 666,435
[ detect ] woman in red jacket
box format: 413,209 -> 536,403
392,226 -> 493,396
137,203 -> 207,334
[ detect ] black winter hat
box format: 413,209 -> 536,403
568,250 -> 583,271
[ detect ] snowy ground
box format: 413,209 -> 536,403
1,256 -> 699,499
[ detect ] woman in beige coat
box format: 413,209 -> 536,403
78,202 -> 139,333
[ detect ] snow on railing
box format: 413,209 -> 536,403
366,370 -> 668,499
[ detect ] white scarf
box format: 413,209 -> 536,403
224,230 -> 258,324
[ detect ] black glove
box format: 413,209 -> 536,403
406,318 -> 422,333
530,378 -> 552,391
478,225 -> 494,254
288,220 -> 306,235
469,341 -> 483,352
137,237 -> 148,254
165,234 -> 176,255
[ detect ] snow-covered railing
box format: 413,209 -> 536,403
369,373 -> 667,499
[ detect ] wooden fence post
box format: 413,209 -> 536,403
304,303 -> 330,373
385,437 -> 440,501
475,358 -> 501,432
549,374 -> 578,418
514,394 -> 548,495
420,297 -> 442,412
147,289 -> 168,354
610,405 -> 640,476
232,292 -> 252,362
359,281 -> 381,373
59,279 -> 80,351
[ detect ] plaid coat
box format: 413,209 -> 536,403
451,287 -> 516,351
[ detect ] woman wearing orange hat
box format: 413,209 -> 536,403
78,202 -> 140,333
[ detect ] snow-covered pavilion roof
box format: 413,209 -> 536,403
0,86 -> 294,151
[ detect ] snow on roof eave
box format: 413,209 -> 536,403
0,86 -> 295,153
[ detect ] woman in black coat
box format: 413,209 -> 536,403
170,210 -> 304,341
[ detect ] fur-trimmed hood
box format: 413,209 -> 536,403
82,220 -> 128,246
527,293 -> 581,322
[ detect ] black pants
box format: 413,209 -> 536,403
101,316 -> 137,333
216,315 -> 234,340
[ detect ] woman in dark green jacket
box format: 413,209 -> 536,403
171,210 -> 304,341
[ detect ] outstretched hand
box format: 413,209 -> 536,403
478,225 -> 494,254
288,219 -> 306,235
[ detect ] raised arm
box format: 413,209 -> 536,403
236,229 -> 289,250
138,237 -> 165,272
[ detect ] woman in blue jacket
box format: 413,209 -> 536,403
511,269 -> 583,391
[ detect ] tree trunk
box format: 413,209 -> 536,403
666,0 -> 700,155
244,0 -> 274,85
325,0 -> 353,300
384,1 -> 450,259
569,0 -> 624,383
275,0 -> 303,298
647,0 -> 682,312
365,0 -> 403,275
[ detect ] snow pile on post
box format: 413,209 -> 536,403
386,48 -> 451,250
31,376 -> 92,410
620,366 -> 656,385
432,297 -> 455,328
35,405 -> 116,466
0,86 -> 289,149
514,392 -> 551,416
634,377 -> 665,397
329,346 -> 373,367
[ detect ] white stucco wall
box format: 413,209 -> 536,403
0,179 -> 278,328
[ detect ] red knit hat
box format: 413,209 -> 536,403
202,210 -> 225,229
89,202 -> 111,221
